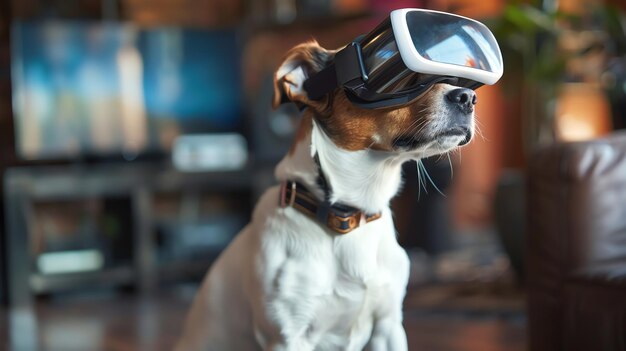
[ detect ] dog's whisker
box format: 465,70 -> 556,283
412,120 -> 431,139
406,118 -> 428,136
403,108 -> 430,131
417,160 -> 428,195
474,124 -> 486,141
410,122 -> 428,137
416,160 -> 428,199
473,115 -> 489,142
447,152 -> 454,179
418,159 -> 446,197
416,161 -> 421,200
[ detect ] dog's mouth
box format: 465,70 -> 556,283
437,126 -> 472,146
392,136 -> 422,150
393,126 -> 472,151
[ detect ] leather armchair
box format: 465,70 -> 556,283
527,132 -> 626,351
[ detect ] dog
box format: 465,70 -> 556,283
176,40 -> 475,351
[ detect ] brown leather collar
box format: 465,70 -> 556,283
279,180 -> 382,234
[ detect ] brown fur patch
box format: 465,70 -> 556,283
313,85 -> 445,151
272,41 -> 336,109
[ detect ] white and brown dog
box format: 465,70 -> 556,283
176,40 -> 475,351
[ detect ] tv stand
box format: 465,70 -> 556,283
4,162 -> 257,310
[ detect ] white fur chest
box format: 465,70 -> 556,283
255,192 -> 405,350
312,227 -> 398,350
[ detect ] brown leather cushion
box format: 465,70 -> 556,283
528,131 -> 626,292
527,132 -> 626,351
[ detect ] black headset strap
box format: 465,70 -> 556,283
304,63 -> 338,101
303,42 -> 366,101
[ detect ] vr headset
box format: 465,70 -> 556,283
303,9 -> 503,109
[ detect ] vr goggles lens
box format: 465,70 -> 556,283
403,10 -> 502,79
303,9 -> 503,109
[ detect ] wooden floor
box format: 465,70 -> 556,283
0,284 -> 526,351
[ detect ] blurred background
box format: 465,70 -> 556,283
1,0 -> 626,350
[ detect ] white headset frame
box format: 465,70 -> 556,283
390,8 -> 504,86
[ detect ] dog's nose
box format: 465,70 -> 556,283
446,88 -> 476,113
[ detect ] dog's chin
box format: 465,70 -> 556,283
392,127 -> 472,155
434,126 -> 473,150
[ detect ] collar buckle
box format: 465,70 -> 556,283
279,180 -> 382,234
279,181 -> 297,208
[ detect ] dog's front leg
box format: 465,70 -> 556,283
366,316 -> 408,351
251,264 -> 321,351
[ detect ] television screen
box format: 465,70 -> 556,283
11,22 -> 242,160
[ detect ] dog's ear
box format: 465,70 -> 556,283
272,40 -> 334,109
